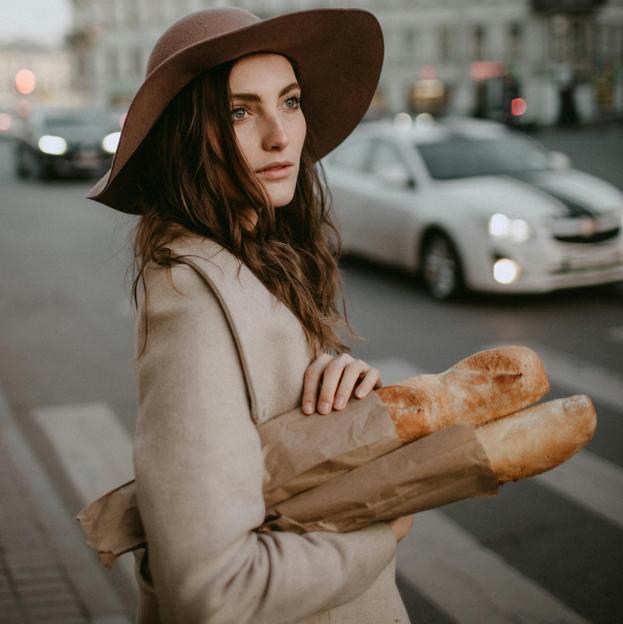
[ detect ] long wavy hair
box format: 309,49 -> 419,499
128,53 -> 363,360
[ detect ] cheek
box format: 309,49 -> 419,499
233,126 -> 252,156
295,115 -> 307,154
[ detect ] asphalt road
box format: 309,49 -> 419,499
0,123 -> 621,624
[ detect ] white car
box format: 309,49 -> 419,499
322,115 -> 623,299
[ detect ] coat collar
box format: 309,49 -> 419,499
163,233 -> 311,424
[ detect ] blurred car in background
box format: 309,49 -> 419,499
14,107 -> 121,180
322,114 -> 623,299
0,107 -> 18,140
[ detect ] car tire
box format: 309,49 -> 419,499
420,232 -> 465,300
15,146 -> 30,179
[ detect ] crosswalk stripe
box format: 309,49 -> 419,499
375,353 -> 623,530
480,342 -> 623,529
397,509 -> 591,624
32,402 -> 133,503
535,442 -> 623,530
372,355 -> 617,622
31,402 -> 136,586
483,340 -> 623,413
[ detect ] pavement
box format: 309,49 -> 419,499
0,382 -> 133,624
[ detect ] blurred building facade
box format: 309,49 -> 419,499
68,0 -> 623,125
0,42 -> 81,112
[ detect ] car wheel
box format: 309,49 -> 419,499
15,146 -> 30,179
420,232 -> 464,300
31,155 -> 49,181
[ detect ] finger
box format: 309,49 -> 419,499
302,354 -> 332,414
317,353 -> 354,414
333,360 -> 369,410
354,367 -> 382,399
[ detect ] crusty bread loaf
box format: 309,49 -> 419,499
376,346 -> 550,443
476,394 -> 597,483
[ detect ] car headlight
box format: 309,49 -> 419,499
38,135 -> 67,155
488,213 -> 531,243
102,131 -> 120,154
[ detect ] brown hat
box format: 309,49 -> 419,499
86,6 -> 384,214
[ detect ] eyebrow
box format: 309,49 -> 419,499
230,81 -> 301,102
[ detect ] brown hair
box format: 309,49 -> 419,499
128,54 -> 362,360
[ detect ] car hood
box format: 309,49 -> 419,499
433,171 -> 622,220
512,169 -> 623,217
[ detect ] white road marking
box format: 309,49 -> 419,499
374,353 -> 623,530
373,354 -> 621,621
31,402 -> 135,585
398,509 -> 591,624
32,402 -> 133,503
535,444 -> 623,530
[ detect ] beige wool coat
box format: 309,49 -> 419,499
131,232 -> 412,624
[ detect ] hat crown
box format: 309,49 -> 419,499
146,8 -> 260,77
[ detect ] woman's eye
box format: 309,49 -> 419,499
231,107 -> 247,121
285,95 -> 301,110
230,95 -> 301,122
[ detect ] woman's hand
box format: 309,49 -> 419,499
387,514 -> 414,542
302,353 -> 382,415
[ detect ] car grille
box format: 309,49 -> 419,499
554,227 -> 620,244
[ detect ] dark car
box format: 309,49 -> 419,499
14,107 -> 121,180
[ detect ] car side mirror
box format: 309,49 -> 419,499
549,151 -> 571,170
377,165 -> 414,189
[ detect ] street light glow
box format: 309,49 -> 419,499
15,69 -> 36,95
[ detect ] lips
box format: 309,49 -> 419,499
256,163 -> 294,179
256,160 -> 292,173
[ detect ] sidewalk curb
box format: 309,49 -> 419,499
0,383 -> 132,624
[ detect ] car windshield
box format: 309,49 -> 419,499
416,135 -> 552,180
42,111 -> 113,132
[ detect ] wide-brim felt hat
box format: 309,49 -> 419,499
86,6 -> 384,215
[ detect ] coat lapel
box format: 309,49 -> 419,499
164,234 -> 313,425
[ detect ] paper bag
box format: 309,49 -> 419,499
259,424 -> 499,533
75,394 -> 499,567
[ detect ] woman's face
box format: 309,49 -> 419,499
229,52 -> 306,214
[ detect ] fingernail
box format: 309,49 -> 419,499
334,396 -> 346,409
318,401 -> 330,413
355,388 -> 365,398
303,402 -> 313,414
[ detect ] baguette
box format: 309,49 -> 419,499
377,346 -> 550,443
476,394 -> 597,483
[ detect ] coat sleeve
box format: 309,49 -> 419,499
134,262 -> 398,624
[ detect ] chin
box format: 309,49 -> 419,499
267,186 -> 296,208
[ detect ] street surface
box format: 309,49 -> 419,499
0,123 -> 621,623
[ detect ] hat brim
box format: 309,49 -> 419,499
87,8 -> 384,214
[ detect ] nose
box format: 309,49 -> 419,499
261,113 -> 289,151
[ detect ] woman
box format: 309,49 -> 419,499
87,7 -> 414,624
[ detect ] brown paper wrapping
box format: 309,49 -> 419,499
259,424 -> 499,534
75,478 -> 144,567
75,394 -> 499,567
260,392 -> 402,507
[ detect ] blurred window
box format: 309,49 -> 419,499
417,135 -> 551,180
403,27 -> 416,61
125,0 -> 139,27
508,22 -> 523,58
131,47 -> 144,77
329,138 -> 373,173
472,24 -> 486,60
107,49 -> 119,80
439,25 -> 451,62
369,140 -> 414,188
